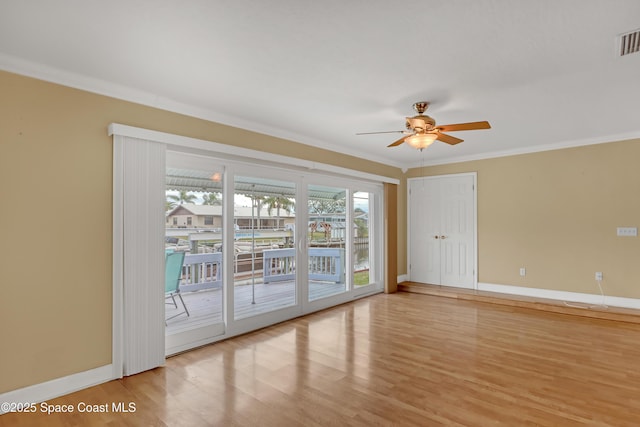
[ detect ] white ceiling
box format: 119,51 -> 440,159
1,0 -> 639,169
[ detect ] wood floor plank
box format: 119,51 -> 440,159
3,293 -> 640,426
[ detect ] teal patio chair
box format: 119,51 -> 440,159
165,251 -> 189,322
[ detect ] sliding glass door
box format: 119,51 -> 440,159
164,151 -> 384,354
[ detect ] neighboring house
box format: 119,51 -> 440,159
166,204 -> 223,228
166,203 -> 295,229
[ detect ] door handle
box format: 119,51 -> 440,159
297,236 -> 307,253
434,235 -> 439,239
440,235 -> 447,239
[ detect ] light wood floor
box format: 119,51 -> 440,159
3,292 -> 640,426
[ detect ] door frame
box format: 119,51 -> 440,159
407,172 -> 478,289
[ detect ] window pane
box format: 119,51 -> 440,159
234,175 -> 297,319
353,191 -> 371,287
165,164 -> 224,335
308,184 -> 347,301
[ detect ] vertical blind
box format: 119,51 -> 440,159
114,135 -> 166,376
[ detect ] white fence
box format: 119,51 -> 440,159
263,248 -> 345,284
175,247 -> 345,292
180,253 -> 222,292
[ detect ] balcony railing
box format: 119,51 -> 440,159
176,247 -> 345,292
263,247 -> 345,284
180,253 -> 222,292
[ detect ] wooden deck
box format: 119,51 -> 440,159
166,280 -> 347,334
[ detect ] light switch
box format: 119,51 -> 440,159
617,227 -> 637,237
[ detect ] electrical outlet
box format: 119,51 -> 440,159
519,267 -> 526,277
595,272 -> 603,281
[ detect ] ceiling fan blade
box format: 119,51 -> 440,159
436,132 -> 464,145
387,135 -> 407,147
438,121 -> 491,132
356,130 -> 405,135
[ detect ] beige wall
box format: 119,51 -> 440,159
0,71 -> 402,393
406,139 -> 640,299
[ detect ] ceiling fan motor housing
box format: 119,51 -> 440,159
406,114 -> 436,131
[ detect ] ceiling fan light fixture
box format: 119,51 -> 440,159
406,133 -> 437,150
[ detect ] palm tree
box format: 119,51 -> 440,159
202,192 -> 221,206
249,195 -> 265,229
167,190 -> 196,206
264,196 -> 295,229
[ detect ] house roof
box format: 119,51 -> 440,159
167,204 -> 222,216
167,167 -> 346,200
168,203 -> 294,218
2,1 -> 639,168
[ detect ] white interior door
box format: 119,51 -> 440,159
439,175 -> 475,288
409,178 -> 441,284
409,174 -> 476,288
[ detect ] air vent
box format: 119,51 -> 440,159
619,29 -> 640,56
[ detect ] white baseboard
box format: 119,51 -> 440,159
397,274 -> 408,284
0,364 -> 114,414
478,282 -> 640,310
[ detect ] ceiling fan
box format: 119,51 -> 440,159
357,102 -> 491,150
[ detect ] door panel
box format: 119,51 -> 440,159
233,175 -> 297,320
307,184 -> 348,301
165,152 -> 226,355
409,179 -> 441,284
440,175 -> 475,287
